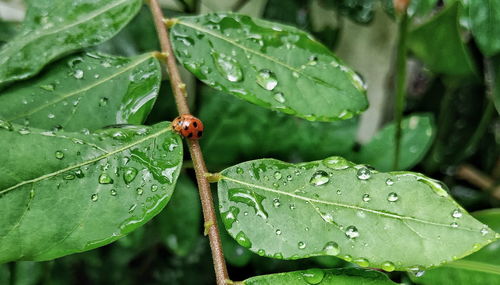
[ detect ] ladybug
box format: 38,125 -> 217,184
172,114 -> 204,139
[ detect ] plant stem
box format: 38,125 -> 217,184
393,12 -> 409,170
148,1 -> 230,284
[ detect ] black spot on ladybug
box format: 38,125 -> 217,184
184,126 -> 188,130
193,122 -> 198,128
197,131 -> 203,137
187,132 -> 193,138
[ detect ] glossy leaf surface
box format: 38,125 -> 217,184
354,114 -> 435,171
408,2 -> 476,76
0,122 -> 183,263
218,157 -> 497,270
0,0 -> 142,88
0,52 -> 160,132
170,13 -> 368,121
411,209 -> 500,284
244,268 -> 397,285
469,0 -> 500,56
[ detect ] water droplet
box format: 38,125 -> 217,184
289,204 -> 296,210
151,185 -> 158,192
136,188 -> 144,195
18,128 -> 30,135
309,170 -> 330,186
336,190 -> 342,195
273,198 -> 281,208
274,171 -> 282,180
345,226 -> 359,239
228,188 -> 268,219
40,84 -> 55,91
480,228 -> 489,236
256,69 -> 278,90
98,173 -> 113,184
235,231 -> 252,248
123,167 -> 138,184
63,174 -> 75,180
450,222 -> 458,228
236,167 -> 244,174
354,258 -> 369,267
75,169 -> 84,178
323,157 -> 351,170
409,266 -> 426,277
73,69 -> 84,79
273,92 -> 286,103
356,167 -> 371,180
128,204 -> 137,213
301,268 -> 325,284
362,194 -> 371,202
323,242 -> 340,256
91,194 -> 98,202
275,229 -> 282,235
451,209 -> 462,219
99,97 -> 108,106
387,192 -> 399,202
386,178 -> 394,186
211,52 -> 243,82
0,120 -> 13,131
55,151 -> 64,160
382,261 -> 395,272
344,255 -> 352,262
298,241 -> 306,249
110,189 -> 117,196
286,175 -> 293,181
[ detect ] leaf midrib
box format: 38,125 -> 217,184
4,53 -> 153,122
0,127 -> 171,195
221,175 -> 478,232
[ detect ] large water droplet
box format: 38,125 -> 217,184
323,157 -> 351,170
298,241 -> 306,249
151,185 -> 158,192
228,188 -> 268,219
345,226 -> 359,239
354,258 -> 369,267
73,69 -> 84,79
235,231 -> 252,248
356,167 -> 371,180
387,192 -> 399,202
123,167 -> 138,184
91,194 -> 98,202
309,170 -> 330,186
99,173 -> 113,184
274,171 -> 282,180
301,268 -> 325,284
256,69 -> 278,90
382,261 -> 395,272
274,92 -> 286,103
211,52 -> 243,82
323,242 -> 340,256
451,209 -> 462,219
55,151 -> 64,160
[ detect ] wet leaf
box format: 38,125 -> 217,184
408,2 -> 477,76
0,122 -> 183,263
469,0 -> 500,56
159,174 -> 201,257
0,52 -> 160,132
354,114 -> 435,171
0,0 -> 142,88
243,268 -> 397,285
170,13 -> 368,121
218,157 -> 497,271
411,209 -> 500,284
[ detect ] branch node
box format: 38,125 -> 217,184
205,172 -> 222,183
204,220 -> 214,236
163,18 -> 179,28
152,51 -> 169,62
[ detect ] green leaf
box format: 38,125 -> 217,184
409,209 -> 500,284
0,52 -> 160,132
469,0 -> 500,56
243,268 -> 397,285
220,224 -> 253,267
0,0 -> 142,88
491,56 -> 500,114
0,122 -> 183,263
217,157 -> 497,271
408,2 -> 477,76
354,114 -> 435,171
170,13 -> 368,121
159,173 -> 201,257
199,87 -> 358,169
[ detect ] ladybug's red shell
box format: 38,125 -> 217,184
172,114 -> 204,139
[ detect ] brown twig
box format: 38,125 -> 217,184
147,1 -> 230,284
456,164 -> 500,200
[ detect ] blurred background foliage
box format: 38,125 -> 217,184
0,0 -> 498,284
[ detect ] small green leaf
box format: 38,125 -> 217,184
218,157 -> 496,271
159,174 -> 201,257
0,52 -> 160,131
410,209 -> 500,284
354,114 -> 435,171
469,0 -> 500,56
170,13 -> 368,121
0,122 -> 183,263
243,268 -> 397,285
408,2 -> 477,76
0,0 -> 142,88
